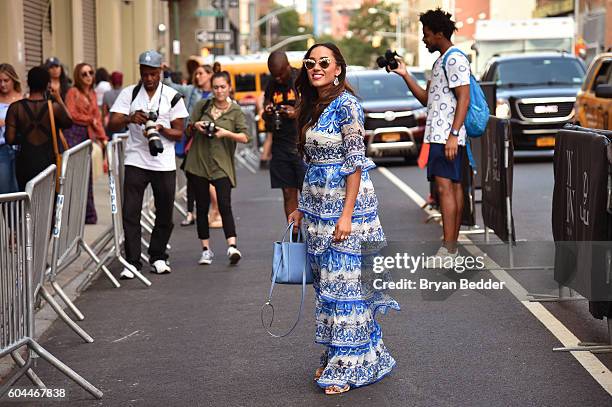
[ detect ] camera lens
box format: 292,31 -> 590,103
376,56 -> 387,68
144,112 -> 163,156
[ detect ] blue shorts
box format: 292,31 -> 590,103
427,143 -> 464,183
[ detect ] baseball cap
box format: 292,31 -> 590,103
138,50 -> 162,68
44,57 -> 61,68
110,71 -> 123,86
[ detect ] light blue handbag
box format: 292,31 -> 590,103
261,222 -> 313,337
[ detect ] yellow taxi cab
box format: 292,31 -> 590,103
575,52 -> 612,129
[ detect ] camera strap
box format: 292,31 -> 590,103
130,82 -> 183,113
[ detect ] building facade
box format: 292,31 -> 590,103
534,0 -> 612,63
0,0 -> 172,87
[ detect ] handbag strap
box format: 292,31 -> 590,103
261,222 -> 307,338
48,100 -> 68,155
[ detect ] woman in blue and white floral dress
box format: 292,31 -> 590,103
288,43 -> 400,395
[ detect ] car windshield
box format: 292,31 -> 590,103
495,58 -> 584,87
349,72 -> 425,101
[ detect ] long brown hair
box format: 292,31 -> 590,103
191,64 -> 213,87
73,62 -> 94,93
0,63 -> 22,93
295,43 -> 355,155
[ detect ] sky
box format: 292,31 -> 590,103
275,0 -> 308,14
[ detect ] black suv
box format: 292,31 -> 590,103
347,69 -> 427,160
480,53 -> 586,149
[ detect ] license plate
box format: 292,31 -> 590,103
536,136 -> 556,147
381,132 -> 401,142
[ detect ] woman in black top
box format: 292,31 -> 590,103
5,66 -> 72,190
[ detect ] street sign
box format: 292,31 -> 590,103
211,0 -> 238,9
195,30 -> 233,44
195,9 -> 224,17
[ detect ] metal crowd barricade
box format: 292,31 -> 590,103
25,166 -> 93,343
81,137 -> 152,288
174,159 -> 188,218
0,192 -> 102,399
235,107 -> 260,174
83,133 -> 129,272
49,141 -> 119,337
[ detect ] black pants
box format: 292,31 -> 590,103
123,165 -> 176,270
186,172 -> 196,213
189,173 -> 236,240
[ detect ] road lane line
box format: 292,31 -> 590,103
377,166 -> 612,396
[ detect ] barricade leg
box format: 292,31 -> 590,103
51,281 -> 85,321
40,286 -> 93,343
76,245 -> 116,292
553,318 -> 612,354
528,283 -> 583,302
11,350 -> 46,389
28,339 -> 103,399
79,240 -> 120,288
82,231 -> 113,272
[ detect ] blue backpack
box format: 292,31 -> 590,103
441,48 -> 490,138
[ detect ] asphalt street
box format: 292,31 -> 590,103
5,157 -> 612,406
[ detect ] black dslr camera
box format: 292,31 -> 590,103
201,121 -> 218,139
144,111 -> 164,156
376,49 -> 401,70
272,105 -> 282,130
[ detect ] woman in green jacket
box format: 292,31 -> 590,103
185,71 -> 250,265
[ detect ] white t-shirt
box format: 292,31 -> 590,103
95,81 -> 112,107
424,47 -> 471,146
110,82 -> 188,171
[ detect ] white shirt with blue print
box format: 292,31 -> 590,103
424,47 -> 471,146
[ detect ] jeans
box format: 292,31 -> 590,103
0,144 -> 18,194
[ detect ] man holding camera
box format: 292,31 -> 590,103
389,9 -> 470,265
262,51 -> 305,221
108,50 -> 188,278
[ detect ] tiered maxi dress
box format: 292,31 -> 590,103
298,91 -> 400,389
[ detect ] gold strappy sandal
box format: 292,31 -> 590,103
324,384 -> 350,395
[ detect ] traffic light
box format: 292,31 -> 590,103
200,48 -> 210,58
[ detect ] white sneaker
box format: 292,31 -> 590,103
119,267 -> 135,279
198,249 -> 214,265
424,246 -> 458,269
227,246 -> 242,265
150,260 -> 172,274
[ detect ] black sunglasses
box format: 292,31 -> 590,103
303,57 -> 333,70
81,70 -> 94,78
